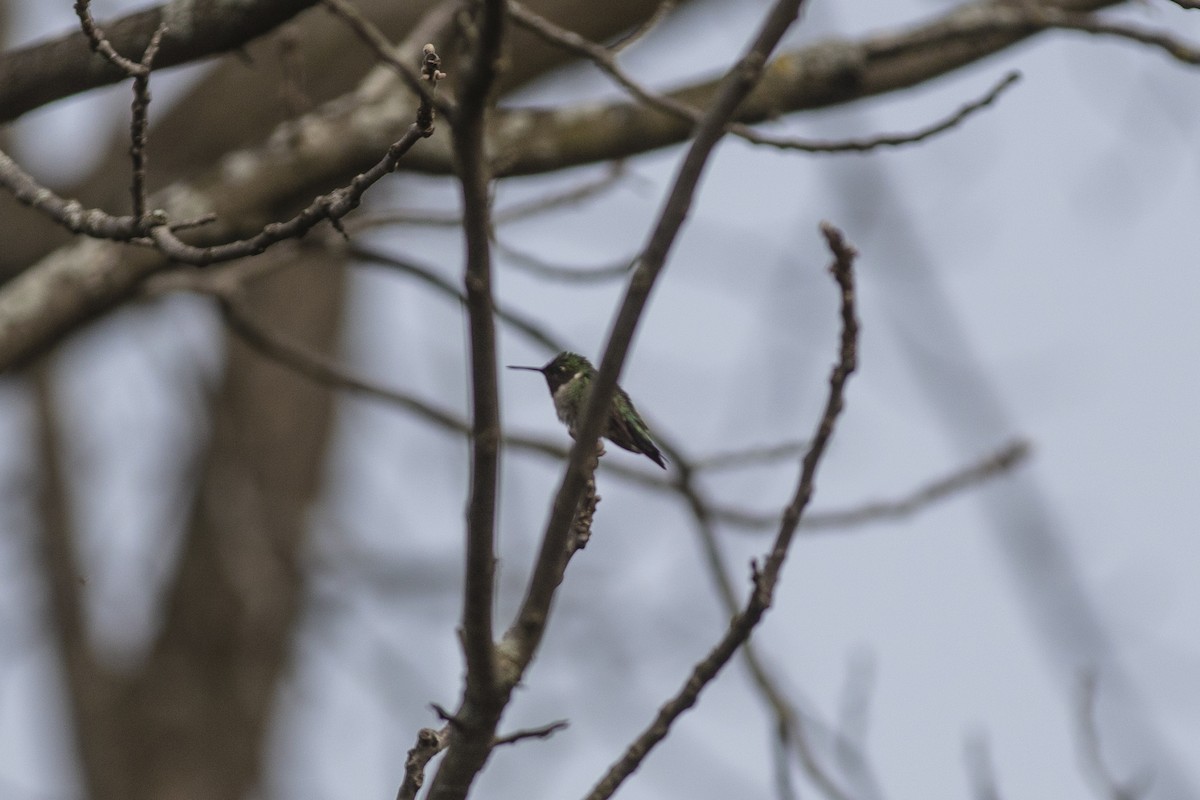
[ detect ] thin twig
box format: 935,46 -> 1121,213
742,71 -> 1021,153
716,438 -> 1030,531
194,244 -> 1020,543
493,720 -> 569,746
346,244 -> 564,352
74,0 -> 145,74
0,45 -> 444,261
583,222 -> 857,800
1010,5 -> 1200,64
691,440 -> 809,472
147,95 -> 436,263
321,0 -> 452,117
217,290 -> 465,429
510,2 -> 1021,154
494,238 -> 632,283
347,162 -> 630,231
73,0 -> 168,219
129,24 -> 167,219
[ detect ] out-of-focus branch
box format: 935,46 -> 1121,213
584,222 -> 858,800
506,0 -> 807,694
964,733 -> 1004,800
0,93 -> 436,260
0,33 -> 443,371
691,440 -> 808,471
665,451 -> 860,800
510,1 -> 1021,154
346,161 -> 628,230
0,0 -> 323,125
494,238 -> 632,283
170,242 -> 1025,542
73,0 -> 168,220
716,438 -> 1030,531
1076,674 -> 1152,800
32,366 -> 129,800
6,0 -> 1183,369
347,244 -> 564,351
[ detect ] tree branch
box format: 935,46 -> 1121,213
583,221 -> 859,800
510,1 -> 1021,154
505,0 -> 808,678
424,0 -> 509,796
0,0 -> 324,125
6,0 -> 1181,369
0,31 -> 444,371
715,438 -> 1031,531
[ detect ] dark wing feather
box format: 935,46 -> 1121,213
606,389 -> 667,468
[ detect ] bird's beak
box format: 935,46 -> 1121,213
506,365 -> 544,372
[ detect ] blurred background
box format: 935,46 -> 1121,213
1,0 -> 1198,798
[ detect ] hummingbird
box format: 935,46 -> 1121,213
508,351 -> 667,469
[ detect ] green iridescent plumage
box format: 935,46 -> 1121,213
508,351 -> 667,469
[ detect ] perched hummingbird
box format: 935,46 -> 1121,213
508,351 -> 667,469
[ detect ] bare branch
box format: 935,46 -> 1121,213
715,438 -> 1031,531
456,0 -> 504,708
510,1 -> 1021,154
423,0 -> 509,796
128,25 -> 168,220
321,0 -> 452,117
1013,5 -> 1200,64
1,0 -> 324,125
354,162 -> 631,231
582,221 -> 858,800
493,720 -> 569,747
494,238 -> 632,283
31,366 -> 127,799
6,0 -> 1180,368
74,0 -> 157,75
507,0 -> 809,696
691,440 -> 809,472
0,45 -> 443,261
347,244 -> 564,352
396,727 -> 448,800
663,448 -> 860,800
216,289 -> 468,429
740,70 -> 1021,154
0,36 -> 444,371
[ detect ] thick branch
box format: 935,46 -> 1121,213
424,0 -> 508,797
3,0 -> 1175,370
0,0 -> 322,125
